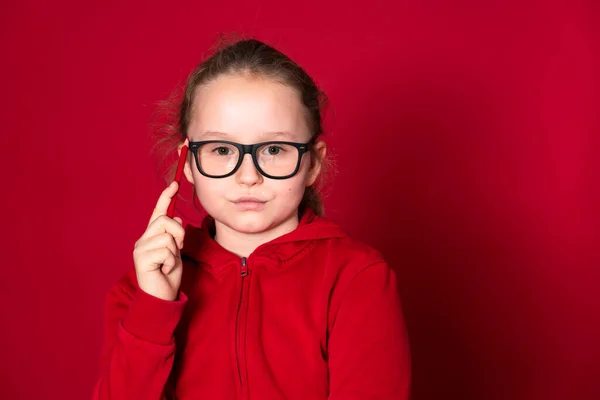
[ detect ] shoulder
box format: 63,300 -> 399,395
328,234 -> 386,267
328,236 -> 392,284
314,216 -> 387,270
311,218 -> 392,286
318,232 -> 400,326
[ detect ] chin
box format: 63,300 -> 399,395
226,213 -> 276,234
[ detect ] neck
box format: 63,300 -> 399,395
213,212 -> 300,258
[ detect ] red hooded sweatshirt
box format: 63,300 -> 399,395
93,208 -> 411,399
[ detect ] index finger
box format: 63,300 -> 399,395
149,181 -> 179,225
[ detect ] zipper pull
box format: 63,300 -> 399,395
240,257 -> 248,277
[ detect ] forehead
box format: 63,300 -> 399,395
188,74 -> 310,142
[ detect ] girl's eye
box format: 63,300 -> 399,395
215,147 -> 232,155
266,146 -> 282,155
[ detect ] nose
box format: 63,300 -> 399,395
235,154 -> 263,186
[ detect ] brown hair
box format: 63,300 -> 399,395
151,35 -> 331,216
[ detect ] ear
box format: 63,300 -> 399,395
178,140 -> 195,184
306,140 -> 327,187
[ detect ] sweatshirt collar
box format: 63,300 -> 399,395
181,208 -> 346,274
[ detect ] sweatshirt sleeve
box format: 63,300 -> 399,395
91,275 -> 187,400
327,262 -> 411,399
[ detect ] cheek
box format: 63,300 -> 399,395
274,176 -> 306,198
299,155 -> 316,182
275,164 -> 311,196
193,175 -> 228,201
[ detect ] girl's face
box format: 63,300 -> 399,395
182,74 -> 325,235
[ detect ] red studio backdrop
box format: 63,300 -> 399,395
1,1 -> 598,399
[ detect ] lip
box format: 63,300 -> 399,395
232,196 -> 267,211
233,196 -> 267,203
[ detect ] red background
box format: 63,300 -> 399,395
1,1 -> 598,399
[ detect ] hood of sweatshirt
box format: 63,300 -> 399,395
181,208 -> 348,272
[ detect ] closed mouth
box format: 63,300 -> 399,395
233,196 -> 267,203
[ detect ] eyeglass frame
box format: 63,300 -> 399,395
187,139 -> 313,180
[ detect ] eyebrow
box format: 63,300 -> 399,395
199,130 -> 295,140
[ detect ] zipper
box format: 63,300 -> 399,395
240,257 -> 248,277
235,257 -> 249,399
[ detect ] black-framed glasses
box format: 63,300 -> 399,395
188,140 -> 311,179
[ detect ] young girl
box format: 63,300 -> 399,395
93,38 -> 411,399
